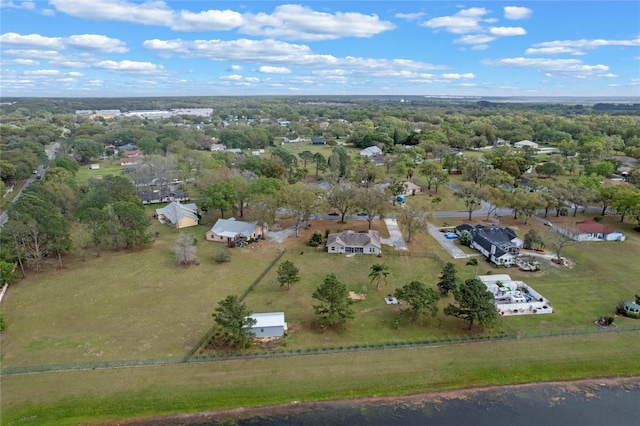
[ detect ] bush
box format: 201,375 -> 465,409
308,230 -> 323,247
213,246 -> 231,263
458,231 -> 472,246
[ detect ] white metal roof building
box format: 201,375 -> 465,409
247,312 -> 287,338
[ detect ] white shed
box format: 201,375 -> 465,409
247,312 -> 287,338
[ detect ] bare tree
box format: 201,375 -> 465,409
397,205 -> 429,243
171,233 -> 197,265
544,223 -> 579,263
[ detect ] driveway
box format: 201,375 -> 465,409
266,226 -> 296,243
427,222 -> 476,259
381,218 -> 408,251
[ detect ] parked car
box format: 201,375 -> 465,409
543,221 -> 553,227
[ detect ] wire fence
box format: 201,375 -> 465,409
3,323 -> 639,376
183,249 -> 288,359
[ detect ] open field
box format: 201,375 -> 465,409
0,222 -> 279,366
2,332 -> 639,425
1,207 -> 640,424
74,158 -> 124,185
2,212 -> 639,366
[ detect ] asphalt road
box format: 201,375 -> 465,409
0,143 -> 59,227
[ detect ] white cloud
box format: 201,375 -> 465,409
174,9 -> 243,31
0,58 -> 39,66
0,1 -> 35,10
92,59 -> 166,74
65,34 -> 128,53
3,49 -> 62,60
50,1 -> 394,40
422,7 -> 489,34
472,44 -> 490,51
68,71 -> 83,77
258,66 -> 291,74
0,32 -> 128,53
483,57 -> 609,74
441,73 -> 475,80
489,27 -> 526,37
240,4 -> 395,41
504,6 -> 532,20
23,69 -> 60,76
0,32 -> 63,49
50,0 -> 174,26
227,65 -> 242,71
455,34 -> 496,45
220,74 -> 244,81
526,47 -> 585,55
602,73 -> 618,78
528,36 -> 640,55
395,12 -> 425,21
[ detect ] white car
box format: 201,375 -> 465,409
543,221 -> 553,227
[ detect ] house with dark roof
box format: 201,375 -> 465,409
326,230 -> 381,255
311,136 -> 326,145
137,187 -> 189,205
573,220 -> 625,241
455,224 -> 523,266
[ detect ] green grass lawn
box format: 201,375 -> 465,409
1,208 -> 640,424
74,158 -> 124,185
2,332 -> 639,426
0,223 -> 279,366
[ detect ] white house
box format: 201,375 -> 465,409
455,224 -> 522,266
326,230 -> 381,255
476,275 -> 553,316
206,218 -> 265,243
247,312 -> 287,338
574,220 -> 625,241
514,140 -> 539,149
360,146 -> 383,157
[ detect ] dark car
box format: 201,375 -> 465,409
328,212 -> 340,216
357,212 -> 368,216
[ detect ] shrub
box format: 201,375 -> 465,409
213,246 -> 231,263
459,231 -> 472,246
308,230 -> 323,247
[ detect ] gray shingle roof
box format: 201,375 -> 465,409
326,230 -> 381,249
155,201 -> 198,224
210,218 -> 258,238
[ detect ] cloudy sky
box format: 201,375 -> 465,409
1,1 -> 639,97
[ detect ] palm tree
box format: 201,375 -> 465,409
466,258 -> 479,277
368,263 -> 390,290
431,196 -> 442,209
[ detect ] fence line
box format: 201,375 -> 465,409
183,249 -> 288,359
4,323 -> 639,376
389,251 -> 445,266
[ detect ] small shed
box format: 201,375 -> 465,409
623,301 -> 640,318
248,312 -> 287,338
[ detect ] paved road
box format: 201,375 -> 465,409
0,142 -> 60,227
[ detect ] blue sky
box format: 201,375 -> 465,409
1,1 -> 639,97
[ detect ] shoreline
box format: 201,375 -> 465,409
115,375 -> 640,425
